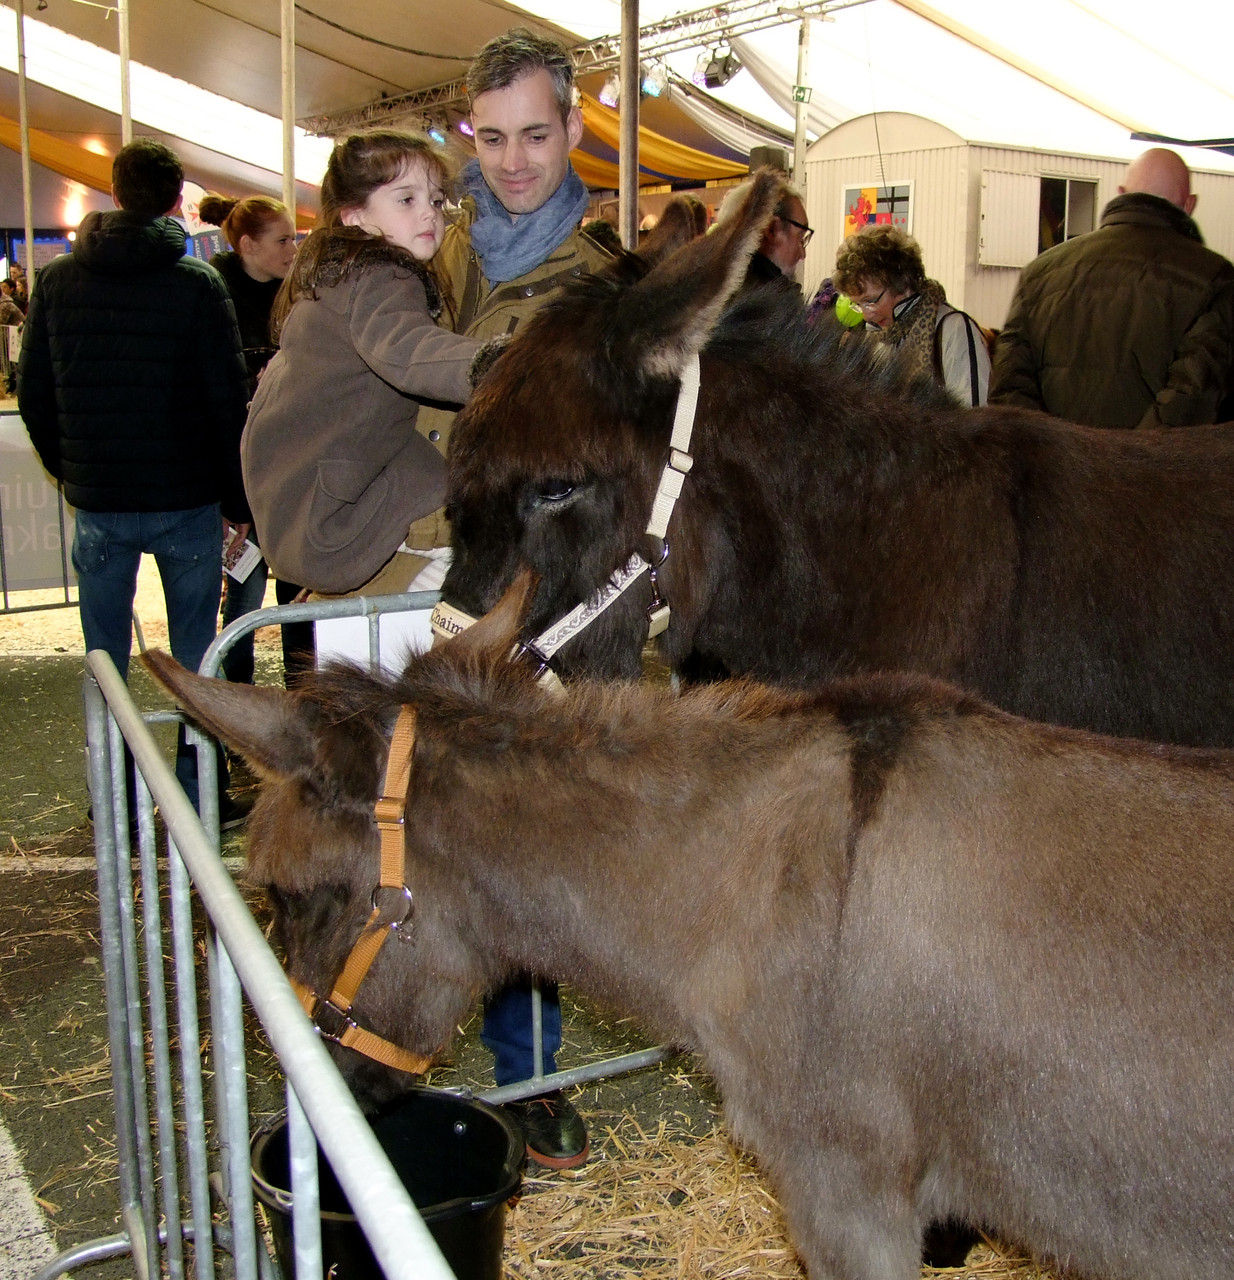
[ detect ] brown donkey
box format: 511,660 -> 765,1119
146,583 -> 1234,1280
440,170 -> 1234,748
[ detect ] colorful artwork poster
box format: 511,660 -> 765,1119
842,183 -> 913,237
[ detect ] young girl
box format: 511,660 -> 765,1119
241,131 -> 482,608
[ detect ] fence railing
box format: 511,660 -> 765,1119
47,642 -> 456,1280
42,589 -> 666,1280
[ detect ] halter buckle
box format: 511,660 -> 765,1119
311,997 -> 357,1044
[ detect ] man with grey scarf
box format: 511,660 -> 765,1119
413,26 -> 612,1174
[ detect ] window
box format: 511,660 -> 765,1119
1038,177 -> 1098,251
980,170 -> 1100,268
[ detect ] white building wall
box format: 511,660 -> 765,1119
802,115 -> 1234,332
801,144 -> 969,310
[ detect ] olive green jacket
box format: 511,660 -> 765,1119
410,196 -> 612,547
990,193 -> 1234,428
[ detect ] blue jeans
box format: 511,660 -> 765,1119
220,550 -> 314,687
73,505 -> 223,807
220,552 -> 268,685
481,980 -> 563,1087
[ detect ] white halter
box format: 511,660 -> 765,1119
430,351 -> 702,679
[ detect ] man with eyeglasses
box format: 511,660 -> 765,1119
718,175 -> 812,290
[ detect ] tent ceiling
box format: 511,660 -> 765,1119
2,0 -> 1233,209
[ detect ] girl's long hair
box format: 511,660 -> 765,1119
272,130 -> 455,337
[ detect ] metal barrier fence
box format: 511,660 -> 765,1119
44,590 -> 665,1280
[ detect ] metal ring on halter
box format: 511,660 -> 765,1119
514,640 -> 554,680
370,882 -> 413,927
644,537 -> 670,568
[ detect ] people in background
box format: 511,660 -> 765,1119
989,147 -> 1234,427
580,216 -> 623,255
240,130 -> 480,604
833,224 -> 991,407
8,263 -> 29,312
0,278 -> 23,325
716,175 -> 810,292
197,193 -> 313,687
420,25 -> 616,1173
17,138 -> 252,827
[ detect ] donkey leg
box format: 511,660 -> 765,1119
772,1147 -> 921,1280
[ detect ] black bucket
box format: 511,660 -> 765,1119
251,1086 -> 524,1280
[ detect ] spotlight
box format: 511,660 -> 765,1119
693,50 -> 711,87
640,62 -> 669,98
598,72 -> 620,108
703,50 -> 743,90
457,119 -> 474,138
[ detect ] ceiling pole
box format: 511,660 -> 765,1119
792,16 -> 810,192
281,0 -> 296,217
618,0 -> 639,249
14,0 -> 35,277
117,0 -> 132,145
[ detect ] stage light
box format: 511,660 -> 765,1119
693,50 -> 711,86
703,50 -> 743,90
599,72 -> 620,108
641,62 -> 669,98
457,119 -> 474,137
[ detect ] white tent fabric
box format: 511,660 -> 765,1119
663,76 -> 791,156
521,0 -> 1234,172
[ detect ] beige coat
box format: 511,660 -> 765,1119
242,252 -> 478,594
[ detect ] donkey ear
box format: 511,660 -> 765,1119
141,648 -> 322,779
446,569 -> 536,664
614,169 -> 779,380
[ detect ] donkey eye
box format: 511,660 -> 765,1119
537,481 -> 575,503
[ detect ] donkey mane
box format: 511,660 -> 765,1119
452,247 -> 959,510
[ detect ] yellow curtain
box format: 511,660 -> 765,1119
570,148 -> 626,190
579,94 -> 748,182
0,115 -> 113,192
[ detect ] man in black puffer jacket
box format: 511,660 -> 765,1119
18,138 -> 251,820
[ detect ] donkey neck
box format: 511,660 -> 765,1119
408,679 -> 851,1041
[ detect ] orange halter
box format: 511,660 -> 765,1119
289,705 -> 434,1076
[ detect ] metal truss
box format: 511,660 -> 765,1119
300,0 -> 874,136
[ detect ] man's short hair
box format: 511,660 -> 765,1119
112,139 -> 184,218
466,27 -> 576,124
773,183 -> 804,224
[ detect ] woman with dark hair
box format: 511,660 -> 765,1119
198,193 -> 311,684
833,224 -> 990,406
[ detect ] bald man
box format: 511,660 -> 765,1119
990,147 -> 1234,427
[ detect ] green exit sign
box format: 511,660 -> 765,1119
792,85 -> 813,103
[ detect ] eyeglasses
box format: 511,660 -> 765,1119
850,287 -> 887,313
780,214 -> 814,247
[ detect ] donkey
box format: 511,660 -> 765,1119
440,169 -> 1234,747
145,582 -> 1234,1280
